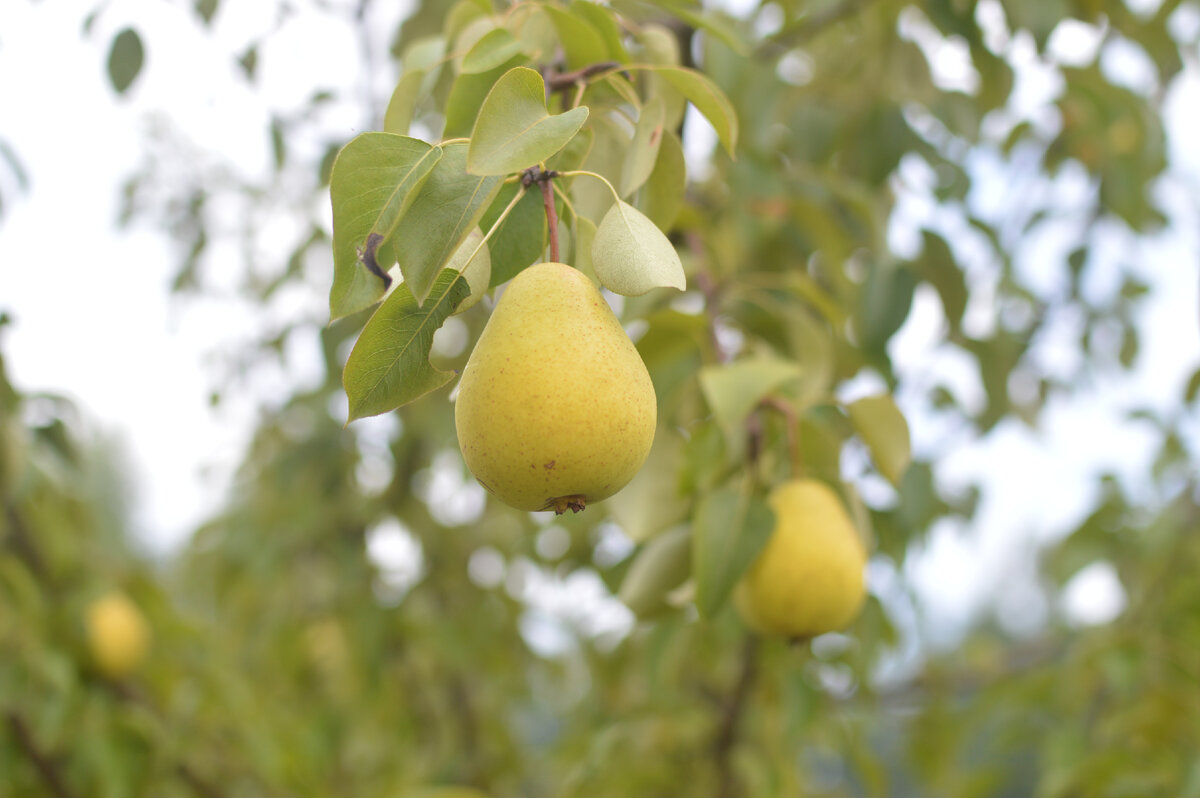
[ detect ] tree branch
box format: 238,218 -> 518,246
713,636 -> 759,798
5,711 -> 79,798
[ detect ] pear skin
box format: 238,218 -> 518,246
454,262 -> 656,513
734,479 -> 867,639
86,592 -> 150,678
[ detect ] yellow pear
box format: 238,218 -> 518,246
86,592 -> 150,678
455,262 -> 656,513
734,479 -> 867,639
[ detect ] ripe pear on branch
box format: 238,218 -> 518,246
734,479 -> 868,640
454,261 -> 656,513
86,591 -> 151,678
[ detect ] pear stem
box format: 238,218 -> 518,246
759,396 -> 802,478
522,166 -> 561,263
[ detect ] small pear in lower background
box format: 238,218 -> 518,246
86,591 -> 151,678
454,262 -> 656,513
734,479 -> 867,639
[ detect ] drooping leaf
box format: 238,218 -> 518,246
343,269 -> 471,420
699,358 -> 803,435
544,5 -> 609,69
912,230 -> 966,332
107,28 -> 144,94
462,28 -> 525,73
693,477 -> 775,618
392,142 -> 503,305
621,95 -> 665,197
329,135 -> 443,320
466,67 -> 589,176
570,0 -> 630,62
618,526 -> 693,618
638,128 -> 686,231
383,70 -> 426,135
592,200 -> 685,295
635,64 -> 738,156
479,183 -> 546,287
846,394 -> 911,487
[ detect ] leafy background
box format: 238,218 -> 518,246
1,0 -> 1199,796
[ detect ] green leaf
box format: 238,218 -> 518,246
392,142 -> 503,305
329,135 -> 443,320
479,183 -> 546,287
544,5 -> 609,69
638,128 -> 686,231
699,358 -> 802,434
467,67 -> 590,176
569,0 -> 630,62
608,429 -> 688,543
618,526 -> 692,618
383,70 -> 426,135
343,269 -> 471,420
592,200 -> 685,295
620,95 -> 665,197
107,28 -> 144,94
846,394 -> 911,486
571,215 -> 598,284
443,55 -> 528,139
636,65 -> 738,156
693,477 -> 774,618
461,28 -> 525,74
912,230 -> 966,332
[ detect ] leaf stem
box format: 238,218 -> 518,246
556,169 -> 622,206
472,184 -> 527,268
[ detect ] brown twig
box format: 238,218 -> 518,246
759,396 -> 802,477
713,636 -> 759,798
545,60 -> 622,93
5,711 -> 79,798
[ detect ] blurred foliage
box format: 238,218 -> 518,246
3,0 -> 1199,796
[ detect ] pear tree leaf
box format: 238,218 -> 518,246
329,134 -> 443,320
638,128 -> 686,231
618,526 -> 693,618
404,788 -> 492,798
462,28 -> 525,73
383,70 -> 426,134
544,5 -> 609,69
467,67 -> 590,176
846,394 -> 912,487
635,65 -> 738,156
698,357 -> 803,434
620,95 -> 665,197
592,200 -> 685,295
392,142 -> 503,305
693,477 -> 775,618
107,28 -> 144,94
572,117 -> 628,222
443,56 -> 529,138
572,216 -> 598,284
479,183 -> 547,287
912,230 -> 966,332
570,0 -> 631,62
343,269 -> 471,421
608,428 -> 688,542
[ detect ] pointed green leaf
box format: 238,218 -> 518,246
467,67 -> 590,176
693,478 -> 774,618
620,95 -> 665,197
391,142 -> 503,305
592,200 -> 684,295
846,394 -> 912,487
570,0 -> 631,62
107,28 -> 144,94
912,230 -> 966,332
383,70 -> 426,135
443,55 -> 528,138
618,526 -> 693,618
479,183 -> 547,287
636,65 -> 738,156
343,269 -> 471,421
639,128 -> 686,231
544,5 -> 609,69
329,135 -> 443,320
462,28 -> 525,73
699,358 -> 802,434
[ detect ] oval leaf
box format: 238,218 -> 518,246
592,200 -> 684,295
392,142 -> 503,305
343,269 -> 471,421
698,358 -> 803,435
618,526 -> 693,618
462,28 -> 525,73
466,67 -> 590,176
846,394 -> 912,487
107,28 -> 144,94
693,478 -> 774,618
329,135 -> 443,320
620,95 -> 666,197
636,64 -> 738,156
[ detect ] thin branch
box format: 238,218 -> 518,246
5,711 -> 79,798
546,60 -> 622,93
713,636 -> 759,798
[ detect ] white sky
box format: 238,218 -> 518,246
1,1 -> 1197,651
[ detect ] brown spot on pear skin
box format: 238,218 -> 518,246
544,460 -> 556,470
546,495 -> 587,514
